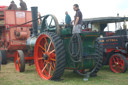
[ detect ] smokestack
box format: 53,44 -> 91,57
31,7 -> 38,36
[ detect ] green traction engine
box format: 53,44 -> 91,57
15,7 -> 103,80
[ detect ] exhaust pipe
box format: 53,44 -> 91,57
31,7 -> 38,36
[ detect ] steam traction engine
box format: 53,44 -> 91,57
82,17 -> 128,73
14,7 -> 103,80
0,6 -> 32,64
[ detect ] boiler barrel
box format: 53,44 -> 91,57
26,37 -> 37,50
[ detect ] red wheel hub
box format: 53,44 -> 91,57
109,55 -> 125,73
15,51 -> 21,72
34,34 -> 56,80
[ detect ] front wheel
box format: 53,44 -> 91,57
15,50 -> 25,72
34,32 -> 66,80
109,53 -> 127,73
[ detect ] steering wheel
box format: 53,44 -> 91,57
41,14 -> 61,35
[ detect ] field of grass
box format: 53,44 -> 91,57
0,62 -> 128,85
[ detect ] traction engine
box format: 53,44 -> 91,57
14,7 -> 103,80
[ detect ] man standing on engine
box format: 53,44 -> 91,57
19,0 -> 27,10
72,4 -> 83,34
65,11 -> 71,26
8,1 -> 18,10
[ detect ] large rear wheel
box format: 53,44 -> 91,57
15,50 -> 25,72
109,53 -> 127,73
34,32 -> 66,80
74,38 -> 103,76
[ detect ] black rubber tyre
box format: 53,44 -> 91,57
0,50 -> 7,64
90,39 -> 103,75
15,50 -> 25,72
50,32 -> 66,80
109,53 -> 127,73
34,32 -> 66,80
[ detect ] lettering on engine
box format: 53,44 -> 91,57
99,39 -> 118,43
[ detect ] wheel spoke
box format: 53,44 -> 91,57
49,49 -> 55,54
49,18 -> 53,27
120,60 -> 124,66
119,62 -> 124,66
112,57 -> 116,64
47,41 -> 52,52
39,45 -> 46,51
51,61 -> 56,68
43,62 -> 49,76
49,62 -> 55,71
44,38 -> 49,47
50,53 -> 56,57
41,50 -> 44,54
118,64 -> 124,69
115,57 -> 119,62
49,66 -> 52,76
42,63 -> 48,73
45,43 -> 47,51
50,58 -> 56,61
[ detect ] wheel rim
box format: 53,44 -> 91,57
34,34 -> 56,80
109,55 -> 125,73
15,51 -> 21,72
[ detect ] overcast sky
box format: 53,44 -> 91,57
1,0 -> 128,23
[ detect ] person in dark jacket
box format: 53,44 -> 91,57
65,11 -> 71,25
8,1 -> 18,10
72,4 -> 83,34
19,0 -> 27,10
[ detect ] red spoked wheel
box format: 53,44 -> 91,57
34,32 -> 66,80
15,50 -> 25,72
109,53 -> 127,73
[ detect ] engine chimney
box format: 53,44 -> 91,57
31,7 -> 38,36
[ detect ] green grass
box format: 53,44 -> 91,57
0,62 -> 128,85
